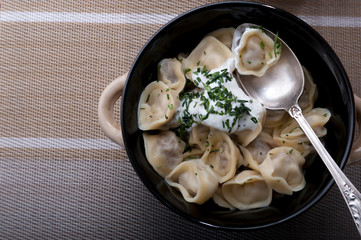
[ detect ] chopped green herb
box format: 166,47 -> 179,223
146,94 -> 150,103
289,126 -> 299,133
251,117 -> 258,123
250,25 -> 265,33
210,149 -> 219,153
184,68 -> 191,73
260,41 -> 265,49
247,60 -> 252,64
273,32 -> 282,58
289,148 -> 294,154
210,164 -> 214,168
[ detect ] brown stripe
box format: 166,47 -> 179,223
3,0 -> 361,17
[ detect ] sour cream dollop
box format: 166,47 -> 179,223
177,58 -> 265,134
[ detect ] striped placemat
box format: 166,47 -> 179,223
1,0 -> 360,239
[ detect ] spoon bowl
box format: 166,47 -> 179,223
235,24 -> 361,236
237,24 -> 304,110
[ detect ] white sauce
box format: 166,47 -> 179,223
177,58 -> 265,133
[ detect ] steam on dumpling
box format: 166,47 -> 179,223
259,147 -> 306,195
232,24 -> 281,77
143,131 -> 185,177
165,159 -> 218,204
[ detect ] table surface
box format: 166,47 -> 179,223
1,0 -> 361,239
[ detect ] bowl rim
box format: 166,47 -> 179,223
121,0 -> 354,230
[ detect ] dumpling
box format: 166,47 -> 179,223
188,124 -> 211,151
182,36 -> 233,81
234,110 -> 265,146
298,66 -> 318,113
182,147 -> 204,162
165,159 -> 218,204
143,131 -> 185,178
264,109 -> 289,128
207,27 -> 235,49
273,108 -> 331,156
138,81 -> 179,130
222,170 -> 272,210
259,147 -> 306,195
201,129 -> 241,183
212,186 -> 235,209
158,58 -> 186,93
232,24 -> 281,77
240,131 -> 277,171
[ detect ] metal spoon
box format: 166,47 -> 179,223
235,24 -> 361,235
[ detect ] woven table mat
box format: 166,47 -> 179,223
1,0 -> 361,239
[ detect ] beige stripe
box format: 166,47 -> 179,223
0,148 -> 127,161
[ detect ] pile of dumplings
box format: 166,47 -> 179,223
137,24 -> 331,210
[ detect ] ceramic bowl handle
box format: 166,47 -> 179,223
98,73 -> 128,147
348,94 -> 361,165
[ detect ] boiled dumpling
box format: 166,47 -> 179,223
298,66 -> 318,113
158,58 -> 186,93
212,186 -> 235,209
232,23 -> 281,77
273,107 -> 331,156
165,159 -> 218,204
143,131 -> 185,177
201,129 -> 241,183
182,147 -> 204,162
234,110 -> 265,146
264,109 -> 289,128
182,36 -> 233,81
240,131 -> 277,171
188,124 -> 211,151
207,27 -> 235,49
222,170 -> 272,210
259,147 -> 306,195
138,81 -> 179,130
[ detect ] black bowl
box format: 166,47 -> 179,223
121,1 -> 354,230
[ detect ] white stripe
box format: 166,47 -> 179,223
1,11 -> 361,27
0,137 -> 121,150
0,11 -> 177,24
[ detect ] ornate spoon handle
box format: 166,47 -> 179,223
289,105 -> 361,236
